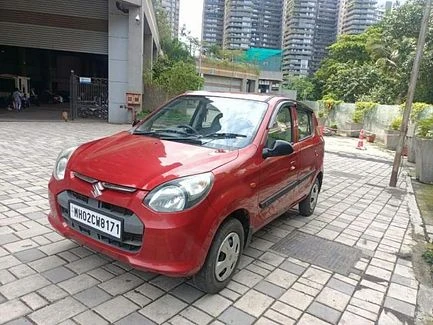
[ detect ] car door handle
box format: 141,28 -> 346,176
290,161 -> 296,171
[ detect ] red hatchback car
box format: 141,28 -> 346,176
48,91 -> 324,293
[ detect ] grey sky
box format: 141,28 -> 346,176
179,0 -> 204,39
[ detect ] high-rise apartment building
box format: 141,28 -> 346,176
282,0 -> 339,77
201,0 -> 283,50
154,0 -> 180,38
338,0 -> 379,35
202,0 -> 226,47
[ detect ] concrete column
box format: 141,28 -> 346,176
241,78 -> 247,92
108,0 -> 129,123
127,5 -> 144,111
108,0 -> 159,123
144,33 -> 153,73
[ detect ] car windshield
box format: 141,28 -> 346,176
134,95 -> 268,150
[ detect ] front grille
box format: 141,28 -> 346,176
57,191 -> 143,252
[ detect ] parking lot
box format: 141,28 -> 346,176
0,121 -> 430,324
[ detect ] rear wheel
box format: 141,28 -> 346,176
193,218 -> 244,293
299,178 -> 320,216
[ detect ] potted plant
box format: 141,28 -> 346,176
384,115 -> 402,150
415,114 -> 433,184
366,133 -> 376,143
348,102 -> 377,137
407,103 -> 432,163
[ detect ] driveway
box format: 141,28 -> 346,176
0,122 -> 430,324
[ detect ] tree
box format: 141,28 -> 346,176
146,4 -> 203,98
154,61 -> 204,97
314,0 -> 433,104
284,76 -> 315,100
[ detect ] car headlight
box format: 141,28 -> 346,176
144,173 -> 214,212
53,146 -> 77,180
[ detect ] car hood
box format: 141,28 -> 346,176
68,131 -> 239,190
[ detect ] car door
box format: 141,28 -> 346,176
294,104 -> 319,198
257,102 -> 299,227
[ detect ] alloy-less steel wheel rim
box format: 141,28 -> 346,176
310,183 -> 319,209
215,232 -> 241,282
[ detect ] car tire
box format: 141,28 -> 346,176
299,178 -> 320,217
193,218 -> 244,293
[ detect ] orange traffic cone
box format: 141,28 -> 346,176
356,129 -> 366,150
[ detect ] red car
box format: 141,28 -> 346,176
48,91 -> 324,293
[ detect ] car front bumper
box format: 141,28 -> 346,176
47,175 -> 218,277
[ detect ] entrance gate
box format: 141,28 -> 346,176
69,71 -> 108,120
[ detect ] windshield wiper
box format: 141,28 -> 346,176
202,133 -> 247,139
161,136 -> 202,145
132,130 -> 160,137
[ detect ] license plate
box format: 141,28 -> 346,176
69,202 -> 122,239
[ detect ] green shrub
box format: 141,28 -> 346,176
318,95 -> 342,119
400,102 -> 432,121
423,244 -> 433,265
353,101 -> 378,123
417,114 -> 433,138
390,116 -> 402,131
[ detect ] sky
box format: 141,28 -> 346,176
179,0 -> 204,40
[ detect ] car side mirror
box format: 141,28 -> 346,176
263,140 -> 294,159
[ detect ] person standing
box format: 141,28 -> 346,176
13,88 -> 22,111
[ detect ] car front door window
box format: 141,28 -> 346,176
267,104 -> 293,148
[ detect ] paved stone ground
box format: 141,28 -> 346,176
0,122 -> 430,325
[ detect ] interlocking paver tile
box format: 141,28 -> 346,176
94,296 -> 139,323
316,287 -> 351,311
98,272 -> 143,295
139,294 -> 187,323
74,310 -> 108,325
307,302 -> 341,324
65,255 -> 108,274
340,311 -> 374,325
73,286 -> 111,308
387,283 -> 418,305
280,288 -> 314,310
384,296 -> 415,318
180,306 -> 213,324
218,306 -> 256,325
193,294 -> 231,317
28,297 -> 86,325
37,284 -> 69,302
13,249 -> 46,263
115,312 -> 156,325
0,255 -> 21,270
58,274 -> 100,295
20,292 -> 48,310
0,274 -> 50,300
254,280 -> 286,299
0,300 -> 31,324
234,289 -> 274,317
170,283 -> 205,304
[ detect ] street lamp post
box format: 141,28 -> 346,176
389,0 -> 432,187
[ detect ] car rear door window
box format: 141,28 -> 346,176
297,108 -> 313,140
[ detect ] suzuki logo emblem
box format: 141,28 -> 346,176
91,182 -> 105,198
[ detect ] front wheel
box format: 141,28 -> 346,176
193,218 -> 244,293
299,178 -> 320,216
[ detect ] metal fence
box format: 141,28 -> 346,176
70,71 -> 108,120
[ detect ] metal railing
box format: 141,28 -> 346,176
70,71 -> 108,120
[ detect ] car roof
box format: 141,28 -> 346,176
185,91 -> 277,103
183,91 -> 314,112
